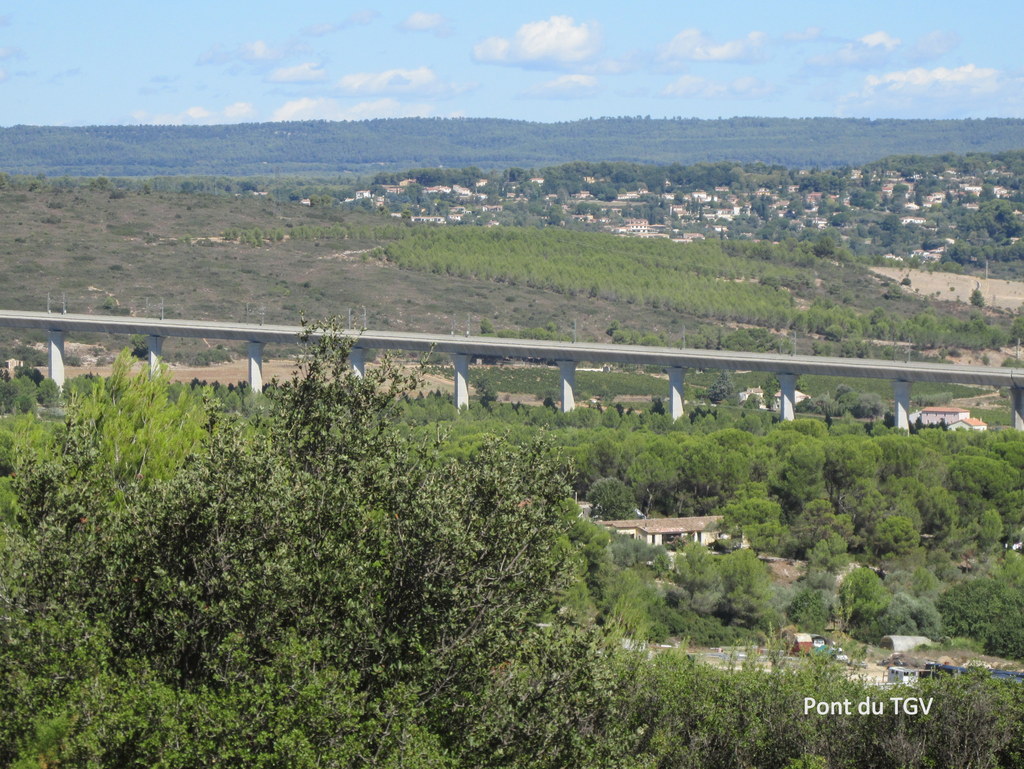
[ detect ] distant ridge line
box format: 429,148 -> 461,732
1,116 -> 1023,176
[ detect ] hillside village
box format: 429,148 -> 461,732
331,154 -> 1024,266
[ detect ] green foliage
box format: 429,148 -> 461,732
707,370 -> 736,404
939,577 -> 1024,660
839,567 -> 891,638
386,228 -> 798,327
0,326 -> 633,767
588,476 -> 637,520
788,587 -> 830,633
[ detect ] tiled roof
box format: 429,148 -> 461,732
599,516 -> 723,534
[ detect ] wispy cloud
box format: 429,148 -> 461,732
335,66 -> 470,97
839,64 -> 1022,117
659,29 -> 766,64
198,39 -> 287,66
131,102 -> 256,124
398,12 -> 452,37
662,74 -> 774,98
785,27 -> 822,42
808,30 -> 901,68
521,74 -> 599,99
473,16 -> 602,68
343,10 -> 379,28
862,63 -> 1000,96
268,62 -> 328,83
138,75 -> 178,95
908,30 -> 960,63
302,10 -> 379,37
224,102 -> 256,119
271,97 -> 434,121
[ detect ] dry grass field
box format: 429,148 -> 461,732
871,266 -> 1024,311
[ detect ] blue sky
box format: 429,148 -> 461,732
1,1 -> 1022,126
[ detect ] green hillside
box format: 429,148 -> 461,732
2,116 -> 1024,176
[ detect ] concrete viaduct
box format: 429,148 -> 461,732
3,309 -> 1024,430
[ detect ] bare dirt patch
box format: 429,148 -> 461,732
870,266 -> 1024,311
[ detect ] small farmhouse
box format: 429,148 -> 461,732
598,516 -> 725,547
910,406 -> 970,426
948,417 -> 988,431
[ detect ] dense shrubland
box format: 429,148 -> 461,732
4,339 -> 1024,765
399,393 -> 1024,658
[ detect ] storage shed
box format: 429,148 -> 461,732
880,635 -> 932,653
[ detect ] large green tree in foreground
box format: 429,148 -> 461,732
0,330 -> 632,768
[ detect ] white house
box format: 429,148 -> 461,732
598,516 -> 726,547
948,417 -> 988,431
910,406 -> 970,426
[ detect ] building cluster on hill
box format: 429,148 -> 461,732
333,156 -> 1024,263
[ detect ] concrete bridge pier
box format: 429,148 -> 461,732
48,330 -> 65,389
453,353 -> 470,409
147,335 -> 164,377
558,360 -> 576,413
777,373 -> 796,421
668,367 -> 685,421
1013,388 -> 1024,430
893,381 -> 911,430
349,346 -> 365,378
247,341 -> 264,393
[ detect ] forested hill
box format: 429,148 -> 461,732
3,117 -> 1024,176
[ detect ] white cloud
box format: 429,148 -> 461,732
198,39 -> 287,66
860,31 -> 900,51
909,30 -> 960,62
861,64 -> 1000,96
224,102 -> 256,119
268,62 -> 327,83
473,16 -> 601,67
522,74 -> 599,99
0,69 -> 7,84
839,64 -> 1023,117
336,66 -> 471,97
809,30 -> 901,68
240,40 -> 282,61
662,74 -> 773,98
131,102 -> 255,124
399,12 -> 452,36
659,29 -> 766,63
302,10 -> 378,36
270,97 -> 434,122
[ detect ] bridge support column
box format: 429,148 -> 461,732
777,373 -> 796,421
1013,388 -> 1024,430
48,330 -> 65,389
453,353 -> 470,409
558,360 -> 576,413
668,367 -> 685,421
247,341 -> 264,393
147,335 -> 164,378
350,346 -> 365,378
893,381 -> 911,431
